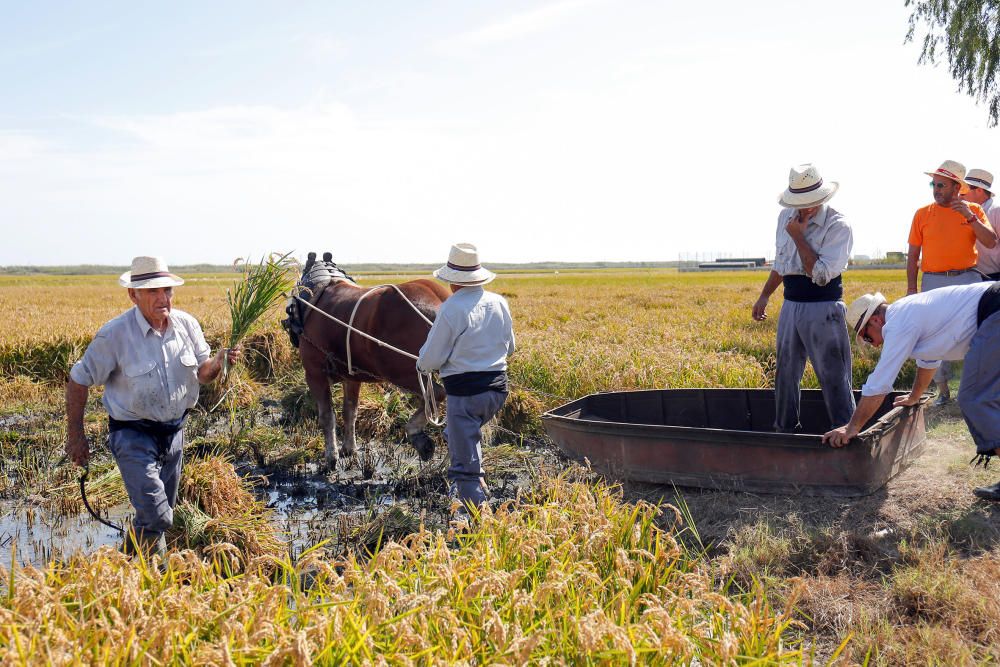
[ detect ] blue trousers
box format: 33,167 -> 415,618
958,311 -> 1000,455
108,428 -> 184,537
445,390 -> 507,506
775,300 -> 855,432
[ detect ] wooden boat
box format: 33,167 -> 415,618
541,389 -> 929,496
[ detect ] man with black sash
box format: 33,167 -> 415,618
753,164 -> 855,432
825,282 -> 1000,500
65,257 -> 239,557
417,243 -> 515,510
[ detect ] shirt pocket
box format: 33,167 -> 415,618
175,351 -> 201,398
122,359 -> 159,401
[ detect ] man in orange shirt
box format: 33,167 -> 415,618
907,160 -> 998,404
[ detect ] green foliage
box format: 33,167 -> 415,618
226,253 -> 296,349
906,0 -> 1000,124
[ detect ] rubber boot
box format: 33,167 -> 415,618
121,530 -> 166,560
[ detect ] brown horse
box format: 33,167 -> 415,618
294,271 -> 450,468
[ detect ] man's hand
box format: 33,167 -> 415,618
950,199 -> 976,221
785,210 -> 812,237
217,346 -> 242,366
66,432 -> 90,467
893,393 -> 922,408
752,295 -> 769,321
822,424 -> 857,448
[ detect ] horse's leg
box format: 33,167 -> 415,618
341,379 -> 361,457
305,366 -> 338,469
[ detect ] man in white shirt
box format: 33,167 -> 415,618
753,164 -> 855,432
66,257 -> 239,556
417,243 -> 515,509
823,282 -> 1000,499
961,168 -> 1000,280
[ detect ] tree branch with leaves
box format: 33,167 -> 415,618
906,0 -> 1000,124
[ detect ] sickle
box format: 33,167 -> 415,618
79,465 -> 124,534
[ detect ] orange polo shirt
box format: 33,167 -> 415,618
908,202 -> 987,273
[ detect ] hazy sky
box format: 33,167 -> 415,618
2,1 -> 999,265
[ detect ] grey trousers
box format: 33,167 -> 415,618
775,300 -> 855,432
445,390 -> 507,506
108,428 -> 184,537
922,270 -> 983,384
958,311 -> 1000,455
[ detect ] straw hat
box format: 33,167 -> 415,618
924,159 -> 967,185
777,164 -> 839,208
847,292 -> 887,343
966,168 -> 994,193
433,243 -> 496,286
118,256 -> 185,289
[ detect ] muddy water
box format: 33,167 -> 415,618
0,471 -> 435,568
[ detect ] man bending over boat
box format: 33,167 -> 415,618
823,282 -> 1000,500
752,164 -> 855,432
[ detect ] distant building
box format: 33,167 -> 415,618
886,251 -> 907,262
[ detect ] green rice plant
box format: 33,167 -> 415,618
225,253 -> 296,354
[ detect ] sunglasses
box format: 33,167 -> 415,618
929,181 -> 953,190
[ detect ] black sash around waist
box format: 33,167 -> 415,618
977,281 -> 1000,327
442,370 -> 509,396
108,413 -> 187,458
782,274 -> 843,303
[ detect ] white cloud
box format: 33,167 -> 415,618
437,0 -> 602,52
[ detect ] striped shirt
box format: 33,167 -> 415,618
976,198 -> 1000,275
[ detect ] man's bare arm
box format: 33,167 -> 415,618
752,270 -> 783,321
906,244 -> 921,294
66,379 -> 90,466
823,394 -> 886,448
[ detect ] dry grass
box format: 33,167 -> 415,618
0,475 -> 802,664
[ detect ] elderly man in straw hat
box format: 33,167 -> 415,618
824,281 -> 1000,499
961,168 -> 1000,281
417,243 -> 516,510
907,160 -> 997,405
65,257 -> 240,557
752,164 -> 855,432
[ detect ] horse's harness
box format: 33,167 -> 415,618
282,254 -> 443,425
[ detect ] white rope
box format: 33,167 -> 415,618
291,293 -> 444,425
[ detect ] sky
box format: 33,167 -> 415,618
2,0 -> 999,266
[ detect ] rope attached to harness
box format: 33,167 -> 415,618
291,293 -> 444,426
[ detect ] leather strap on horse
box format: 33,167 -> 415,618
80,464 -> 124,535
290,293 -> 444,426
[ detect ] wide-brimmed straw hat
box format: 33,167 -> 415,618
966,168 -> 994,193
924,159 -> 967,185
778,164 -> 839,209
118,256 -> 185,289
433,243 -> 496,286
847,292 -> 887,343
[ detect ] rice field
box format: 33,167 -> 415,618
3,267 -> 998,664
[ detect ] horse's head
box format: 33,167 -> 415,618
301,251 -> 355,289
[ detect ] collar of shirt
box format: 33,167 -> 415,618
131,305 -> 174,339
780,204 -> 829,227
983,197 -> 994,214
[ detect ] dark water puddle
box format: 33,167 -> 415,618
0,471 -> 431,568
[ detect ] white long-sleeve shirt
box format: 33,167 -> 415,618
772,205 -> 853,286
861,282 -> 994,396
416,286 -> 515,377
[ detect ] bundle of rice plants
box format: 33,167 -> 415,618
226,253 -> 297,360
